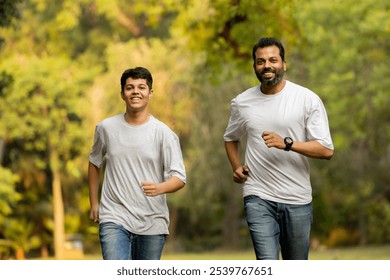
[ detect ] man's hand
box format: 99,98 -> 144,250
233,166 -> 250,184
262,131 -> 285,150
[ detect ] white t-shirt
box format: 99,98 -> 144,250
224,81 -> 334,204
89,114 -> 186,235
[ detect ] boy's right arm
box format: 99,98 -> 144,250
88,162 -> 100,223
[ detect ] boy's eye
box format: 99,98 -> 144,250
126,86 -> 147,91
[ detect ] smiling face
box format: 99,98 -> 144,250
121,77 -> 153,113
253,45 -> 286,91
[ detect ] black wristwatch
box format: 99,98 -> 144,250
284,137 -> 293,151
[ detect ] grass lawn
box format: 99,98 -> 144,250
161,245 -> 390,260
81,244 -> 390,260
308,244 -> 390,260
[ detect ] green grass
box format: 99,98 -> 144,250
158,245 -> 390,260
77,244 -> 390,260
308,245 -> 390,260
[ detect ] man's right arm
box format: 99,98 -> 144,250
225,141 -> 249,184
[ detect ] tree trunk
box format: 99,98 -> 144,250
222,186 -> 242,249
40,245 -> 49,258
15,247 -> 25,260
167,207 -> 180,252
358,198 -> 367,246
50,149 -> 65,259
356,142 -> 368,246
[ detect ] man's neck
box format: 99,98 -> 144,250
261,80 -> 286,95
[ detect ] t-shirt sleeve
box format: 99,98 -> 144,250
223,98 -> 245,142
162,133 -> 186,184
306,95 -> 334,150
89,124 -> 106,168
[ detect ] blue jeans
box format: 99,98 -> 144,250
244,195 -> 312,260
99,222 -> 165,260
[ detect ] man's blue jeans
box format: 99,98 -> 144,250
244,195 -> 312,260
99,222 -> 165,260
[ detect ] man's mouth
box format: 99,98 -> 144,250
262,72 -> 275,79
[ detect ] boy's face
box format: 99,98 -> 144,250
121,77 -> 153,112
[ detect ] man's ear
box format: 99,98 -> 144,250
283,61 -> 287,71
149,89 -> 153,99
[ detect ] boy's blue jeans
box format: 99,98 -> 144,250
244,195 -> 312,260
99,222 -> 165,260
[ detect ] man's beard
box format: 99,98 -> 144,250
255,68 -> 285,86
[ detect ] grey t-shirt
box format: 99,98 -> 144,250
224,81 -> 333,204
89,114 -> 186,235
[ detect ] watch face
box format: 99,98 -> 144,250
284,137 -> 293,151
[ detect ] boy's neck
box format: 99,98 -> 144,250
124,111 -> 150,125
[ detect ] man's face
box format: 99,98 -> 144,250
253,45 -> 286,86
121,77 -> 152,111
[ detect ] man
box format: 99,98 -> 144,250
223,37 -> 334,260
88,67 -> 186,260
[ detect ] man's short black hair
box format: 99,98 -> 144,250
252,37 -> 285,62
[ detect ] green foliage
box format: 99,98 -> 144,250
293,0 -> 390,245
101,37 -> 197,137
0,0 -> 22,27
2,218 -> 41,252
0,167 -> 21,221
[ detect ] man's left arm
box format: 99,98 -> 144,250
289,140 -> 333,159
262,131 -> 333,160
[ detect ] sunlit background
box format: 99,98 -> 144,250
0,0 -> 389,260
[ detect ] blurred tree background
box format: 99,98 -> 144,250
0,0 -> 389,259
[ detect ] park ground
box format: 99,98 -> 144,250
74,244 -> 390,260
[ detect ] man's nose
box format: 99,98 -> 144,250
264,60 -> 272,68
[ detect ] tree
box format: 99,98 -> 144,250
0,0 -> 197,257
0,0 -> 24,259
0,54 -> 97,258
293,0 -> 390,245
